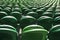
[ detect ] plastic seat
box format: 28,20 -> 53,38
28,6 -> 33,9
37,16 -> 53,30
37,6 -> 43,9
46,7 -> 54,12
0,16 -> 17,28
14,4 -> 20,8
22,25 -> 48,40
55,9 -> 60,13
10,11 -> 22,21
22,8 -> 28,11
42,12 -> 53,17
41,7 -> 48,11
23,25 -> 44,31
20,16 -> 36,29
36,9 -> 44,17
0,25 -> 16,31
56,6 -> 60,9
48,24 -> 60,40
13,8 -> 20,12
0,5 -> 3,8
53,16 -> 60,25
32,8 -> 37,12
0,11 -> 7,19
0,7 -> 3,11
55,6 -> 60,13
7,4 -> 12,8
0,25 -> 17,40
3,7 -> 12,15
44,6 -> 49,10
0,5 -> 5,9
27,12 -> 38,19
22,9 -> 32,15
54,13 -> 60,18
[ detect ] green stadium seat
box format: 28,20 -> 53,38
36,9 -> 44,17
37,6 -> 43,9
46,7 -> 54,12
0,11 -> 7,19
0,7 -> 3,11
54,13 -> 60,18
0,16 -> 17,28
22,9 -> 32,15
3,7 -> 12,15
40,8 -> 46,11
37,16 -> 53,30
48,24 -> 60,40
14,4 -> 19,8
22,8 -> 28,12
53,16 -> 60,25
7,4 -> 12,8
20,16 -> 36,29
0,25 -> 18,40
27,12 -> 38,19
32,8 -> 37,12
23,25 -> 44,31
13,8 -> 20,12
28,6 -> 33,9
42,12 -> 53,17
55,6 -> 60,13
10,11 -> 22,21
22,25 -> 48,40
0,25 -> 16,30
0,5 -> 5,9
0,5 -> 3,8
55,9 -> 60,13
